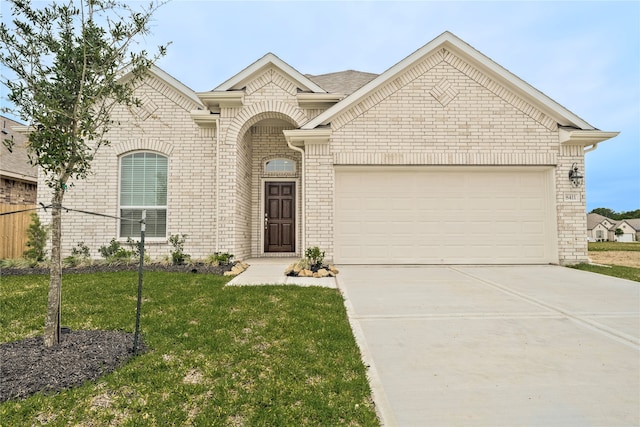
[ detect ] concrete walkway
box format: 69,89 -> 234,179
338,265 -> 640,426
226,258 -> 336,288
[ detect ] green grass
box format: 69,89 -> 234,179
588,241 -> 640,252
0,272 -> 379,426
570,263 -> 640,282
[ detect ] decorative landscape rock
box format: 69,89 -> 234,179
285,263 -> 339,278
223,262 -> 249,276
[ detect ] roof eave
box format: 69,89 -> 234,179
559,128 -> 620,146
214,53 -> 327,93
120,64 -> 204,108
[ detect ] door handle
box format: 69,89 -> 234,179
264,213 -> 268,230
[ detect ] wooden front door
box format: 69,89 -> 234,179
264,182 -> 295,252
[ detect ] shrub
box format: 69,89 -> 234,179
0,258 -> 35,269
63,241 -> 92,268
169,234 -> 190,265
305,246 -> 325,270
23,213 -> 48,262
98,238 -> 133,262
206,252 -> 234,266
71,241 -> 91,258
125,237 -> 142,258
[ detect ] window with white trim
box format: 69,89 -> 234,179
119,152 -> 167,238
265,158 -> 295,173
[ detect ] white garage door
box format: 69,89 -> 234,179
334,167 -> 558,264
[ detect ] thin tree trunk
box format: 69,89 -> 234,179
44,189 -> 63,347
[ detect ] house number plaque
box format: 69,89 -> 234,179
564,193 -> 580,201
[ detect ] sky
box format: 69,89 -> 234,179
2,0 -> 639,212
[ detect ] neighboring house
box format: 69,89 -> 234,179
587,213 -> 615,242
0,115 -> 38,259
610,219 -> 640,242
35,32 -> 620,265
0,116 -> 37,205
586,213 -> 640,242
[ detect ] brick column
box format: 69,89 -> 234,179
556,145 -> 588,265
304,141 -> 334,260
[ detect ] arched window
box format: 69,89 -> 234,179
119,152 -> 168,238
265,158 -> 295,173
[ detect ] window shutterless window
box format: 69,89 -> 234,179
265,158 -> 295,173
119,152 -> 167,238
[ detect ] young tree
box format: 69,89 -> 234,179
0,0 -> 166,347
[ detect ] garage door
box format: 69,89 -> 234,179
334,167 -> 558,264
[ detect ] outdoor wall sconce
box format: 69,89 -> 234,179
568,163 -> 583,187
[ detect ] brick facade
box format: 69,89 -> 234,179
0,178 -> 37,205
38,34 -> 614,265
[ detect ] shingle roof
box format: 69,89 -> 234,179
615,218 -> 640,231
0,115 -> 36,182
586,213 -> 614,230
305,70 -> 378,95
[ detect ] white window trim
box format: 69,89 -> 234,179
117,151 -> 169,241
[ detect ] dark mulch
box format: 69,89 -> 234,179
0,262 -> 233,403
1,261 -> 233,276
0,330 -> 144,403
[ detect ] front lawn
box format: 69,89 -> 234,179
0,272 -> 379,426
588,241 -> 640,252
570,263 -> 640,282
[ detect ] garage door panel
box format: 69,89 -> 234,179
335,168 -> 557,264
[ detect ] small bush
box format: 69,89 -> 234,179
206,252 -> 234,266
63,242 -> 92,268
23,213 -> 48,262
169,234 -> 190,265
125,237 -> 142,258
0,258 -> 36,269
71,241 -> 91,258
98,238 -> 133,262
305,246 -> 325,270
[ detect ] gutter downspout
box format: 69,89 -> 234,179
287,139 -> 305,255
215,117 -> 220,252
584,143 -> 598,153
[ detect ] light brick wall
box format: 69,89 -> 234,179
38,75 -> 217,260
556,145 -> 588,265
304,142 -> 334,259
37,52 -> 589,265
249,125 -> 301,257
215,66 -> 316,258
325,47 -> 584,265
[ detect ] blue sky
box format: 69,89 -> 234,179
2,1 -> 639,212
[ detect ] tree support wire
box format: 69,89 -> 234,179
3,203 -> 148,354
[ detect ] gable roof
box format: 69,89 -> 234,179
614,219 -> 640,232
302,31 -> 600,131
587,212 -> 614,230
214,53 -> 326,93
120,64 -> 204,108
305,70 -> 378,95
147,65 -> 204,108
0,115 -> 37,183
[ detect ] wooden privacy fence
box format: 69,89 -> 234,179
0,204 -> 37,259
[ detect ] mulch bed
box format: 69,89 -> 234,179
0,263 -> 233,403
1,261 -> 233,277
0,330 -> 144,403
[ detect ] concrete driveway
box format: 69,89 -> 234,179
337,265 -> 640,427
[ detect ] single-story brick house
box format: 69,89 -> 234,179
37,32 -> 619,265
589,213 -> 640,242
587,213 -> 616,242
